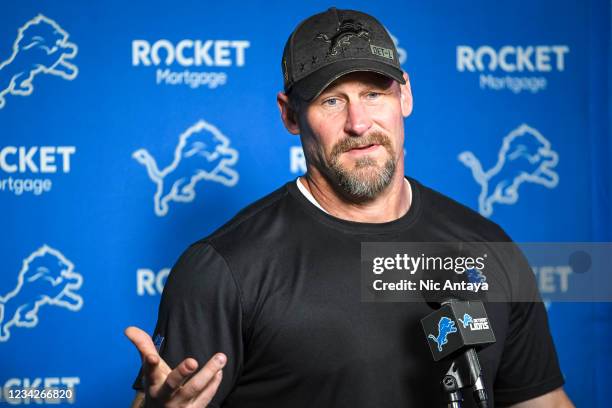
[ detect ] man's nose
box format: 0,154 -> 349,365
344,101 -> 372,136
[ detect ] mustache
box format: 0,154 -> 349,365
330,131 -> 393,158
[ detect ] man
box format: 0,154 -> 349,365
127,7 -> 574,407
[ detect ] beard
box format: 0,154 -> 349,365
309,131 -> 397,202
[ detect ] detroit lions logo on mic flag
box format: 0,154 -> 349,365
428,316 -> 457,352
460,313 -> 473,328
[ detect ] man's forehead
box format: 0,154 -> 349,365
319,71 -> 396,95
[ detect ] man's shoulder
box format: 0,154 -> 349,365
195,181 -> 299,255
412,177 -> 512,242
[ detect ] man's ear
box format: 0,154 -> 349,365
399,72 -> 413,118
277,92 -> 300,135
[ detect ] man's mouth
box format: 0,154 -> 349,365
346,143 -> 380,154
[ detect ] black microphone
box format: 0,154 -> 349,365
420,292 -> 495,408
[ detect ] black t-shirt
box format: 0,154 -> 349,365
133,177 -> 564,407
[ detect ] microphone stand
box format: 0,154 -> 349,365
440,349 -> 488,408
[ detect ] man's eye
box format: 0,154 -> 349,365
323,98 -> 339,106
366,92 -> 381,99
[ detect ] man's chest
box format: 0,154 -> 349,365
240,258 -> 509,379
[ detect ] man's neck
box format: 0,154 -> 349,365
299,170 -> 411,223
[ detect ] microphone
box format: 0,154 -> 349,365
420,292 -> 495,408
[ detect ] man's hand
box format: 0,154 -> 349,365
125,326 -> 226,407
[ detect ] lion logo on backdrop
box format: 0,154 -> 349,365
458,124 -> 559,217
0,245 -> 83,342
133,119 -> 239,217
0,14 -> 78,109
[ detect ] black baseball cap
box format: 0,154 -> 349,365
282,7 -> 405,102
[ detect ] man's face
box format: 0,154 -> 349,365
298,71 -> 409,201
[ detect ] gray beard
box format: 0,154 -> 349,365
303,129 -> 398,202
328,154 -> 396,201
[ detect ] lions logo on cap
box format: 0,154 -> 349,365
316,20 -> 371,57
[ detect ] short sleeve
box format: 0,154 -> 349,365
493,243 -> 565,406
131,242 -> 244,407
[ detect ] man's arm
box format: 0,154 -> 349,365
128,242 -> 243,406
490,241 -> 568,406
508,387 -> 573,407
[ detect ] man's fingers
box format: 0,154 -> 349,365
125,326 -> 158,361
125,327 -> 226,403
175,353 -> 227,402
192,370 -> 223,407
125,326 -> 170,386
156,358 -> 199,400
143,353 -> 168,383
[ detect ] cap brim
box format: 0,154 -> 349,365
290,58 -> 405,102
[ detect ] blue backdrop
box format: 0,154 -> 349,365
1,0 -> 610,406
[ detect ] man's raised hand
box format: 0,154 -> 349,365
125,326 -> 226,407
